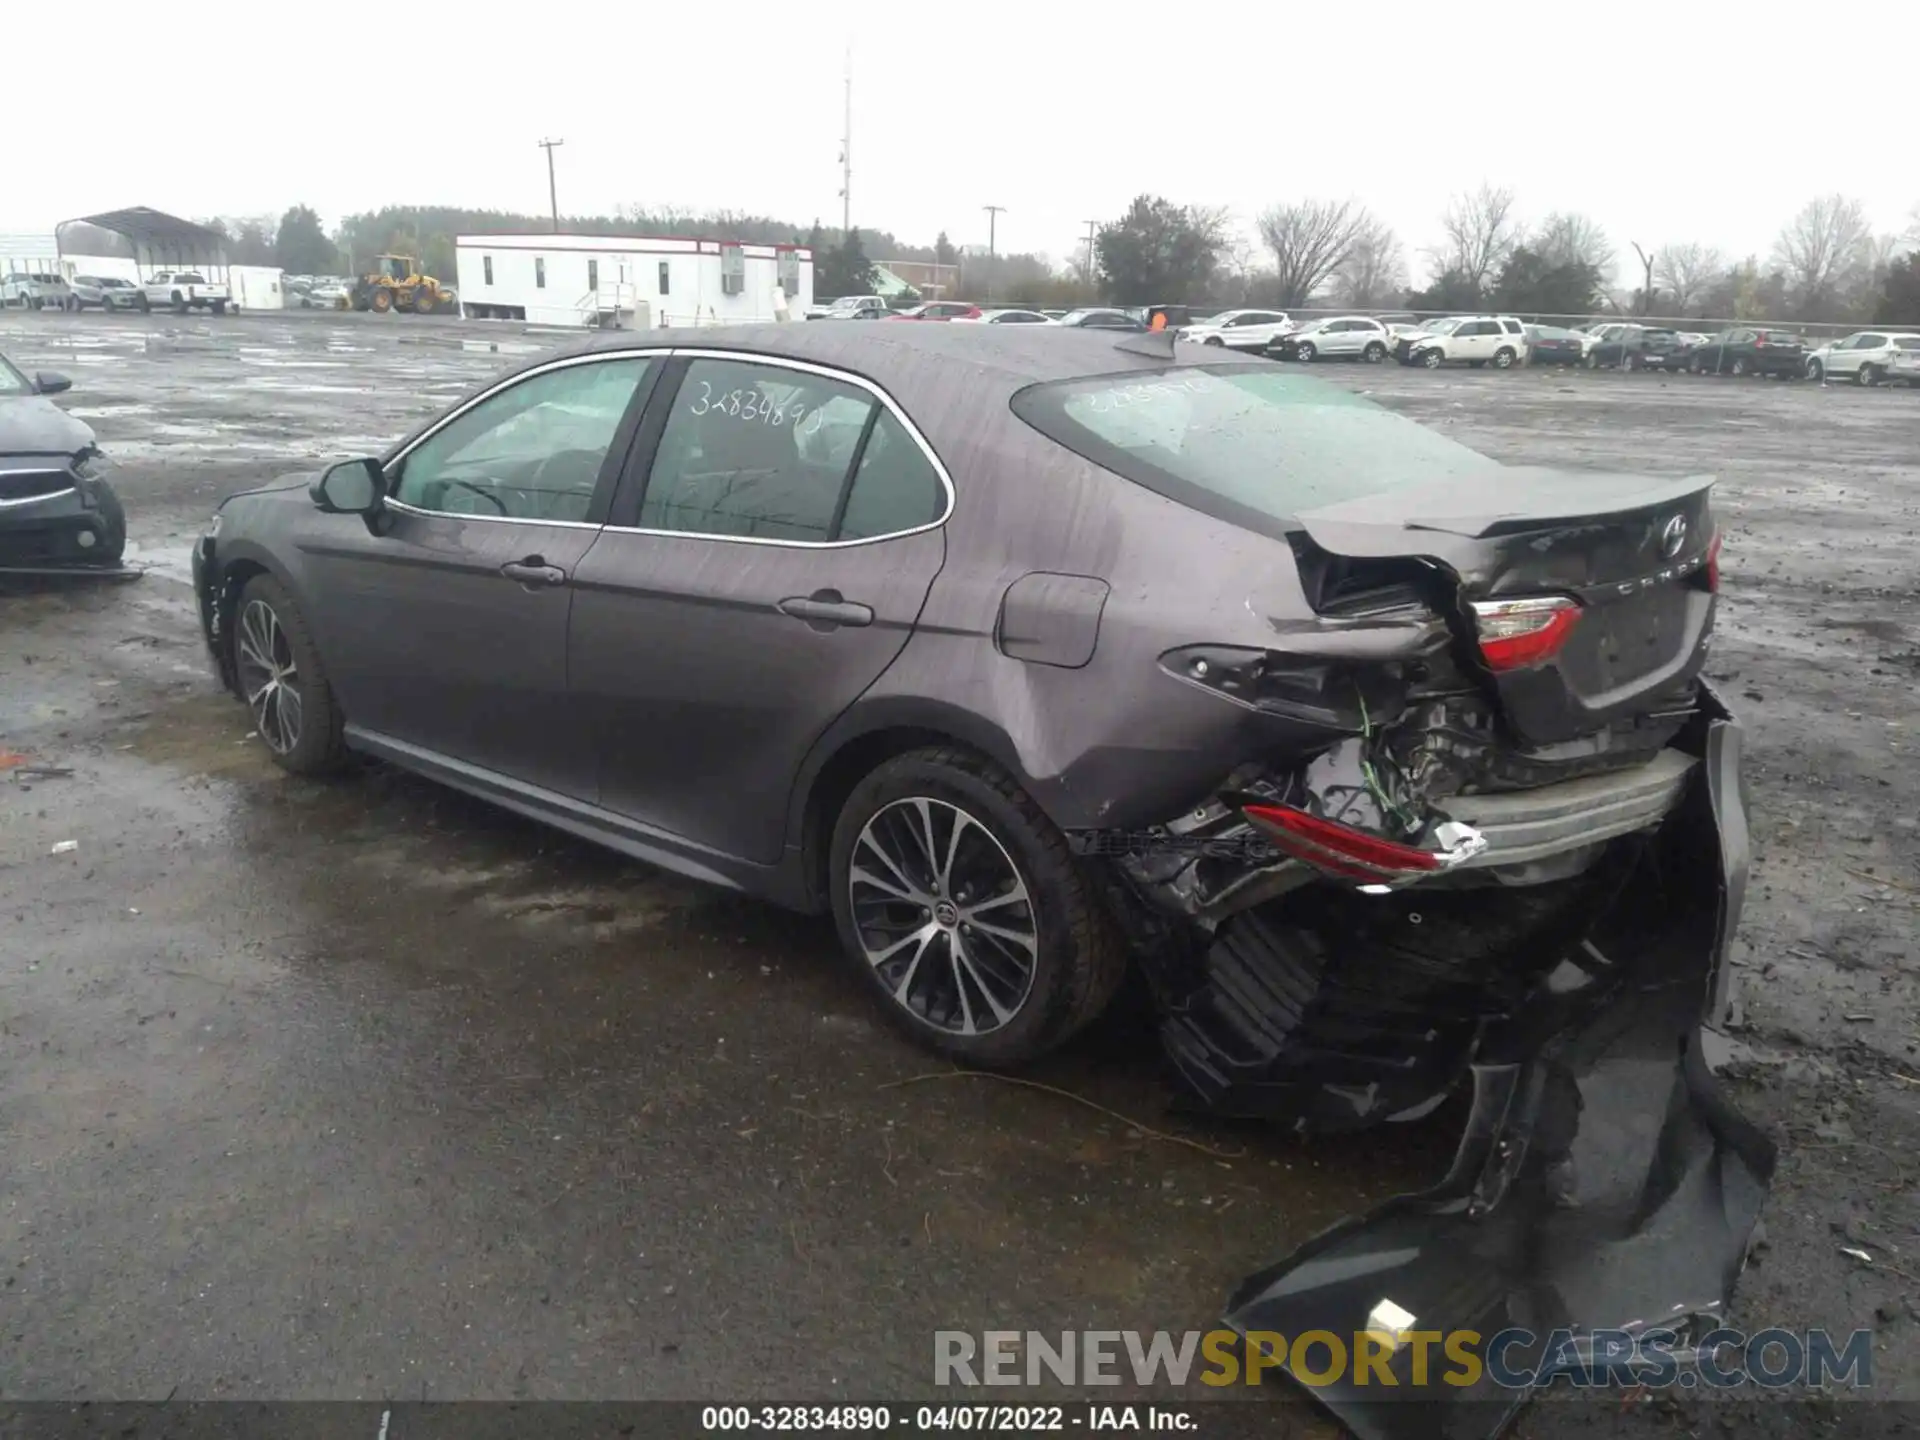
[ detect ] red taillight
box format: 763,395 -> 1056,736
1471,596 -> 1582,671
1705,532 -> 1722,592
1241,804 -> 1444,879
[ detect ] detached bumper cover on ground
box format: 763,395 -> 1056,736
1222,683 -> 1774,1440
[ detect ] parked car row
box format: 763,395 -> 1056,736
4,270 -> 233,314
284,275 -> 356,309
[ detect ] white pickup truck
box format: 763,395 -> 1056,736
805,294 -> 889,320
140,271 -> 231,315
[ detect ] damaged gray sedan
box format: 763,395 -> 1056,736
192,325 -> 1771,1434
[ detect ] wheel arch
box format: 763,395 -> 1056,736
787,699 -> 1036,912
203,538 -> 302,698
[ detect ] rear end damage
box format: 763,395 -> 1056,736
1074,470 -> 1728,1131
1072,472 -> 1768,1435
1222,686 -> 1769,1440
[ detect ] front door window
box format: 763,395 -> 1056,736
393,357 -> 655,523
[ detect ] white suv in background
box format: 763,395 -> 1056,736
1806,331 -> 1920,386
1405,315 -> 1529,370
1178,309 -> 1292,350
1,272 -> 71,310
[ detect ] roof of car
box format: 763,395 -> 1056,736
568,321 -> 1198,388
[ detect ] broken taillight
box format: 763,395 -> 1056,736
1471,596 -> 1582,672
1239,803 -> 1486,885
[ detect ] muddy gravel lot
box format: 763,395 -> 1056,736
2,310 -> 1918,1432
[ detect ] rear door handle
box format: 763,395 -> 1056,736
777,590 -> 873,629
501,557 -> 568,588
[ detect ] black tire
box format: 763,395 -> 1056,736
230,574 -> 348,776
1492,346 -> 1516,369
212,300 -> 227,315
171,293 -> 187,315
1730,356 -> 1749,376
1585,350 -> 1601,370
1807,359 -> 1824,382
1362,341 -> 1386,363
1203,335 -> 1224,347
28,296 -> 43,312
1421,347 -> 1444,369
829,746 -> 1126,1068
87,477 -> 126,563
1858,363 -> 1879,387
1295,341 -> 1316,362
136,293 -> 151,314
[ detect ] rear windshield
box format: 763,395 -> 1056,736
1010,365 -> 1497,531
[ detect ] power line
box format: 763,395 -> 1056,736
983,205 -> 1005,303
537,138 -> 565,233
838,50 -> 852,236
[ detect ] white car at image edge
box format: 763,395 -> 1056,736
1805,331 -> 1920,386
1177,309 -> 1292,350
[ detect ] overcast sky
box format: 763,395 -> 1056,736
11,0 -> 1916,282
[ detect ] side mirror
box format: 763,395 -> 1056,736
33,371 -> 72,396
311,457 -> 385,517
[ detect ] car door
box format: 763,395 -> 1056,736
567,351 -> 950,863
1321,320 -> 1360,357
299,351 -> 662,799
1453,320 -> 1494,361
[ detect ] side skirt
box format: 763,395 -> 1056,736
343,726 -> 811,910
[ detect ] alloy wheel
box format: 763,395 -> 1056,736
847,797 -> 1038,1037
236,598 -> 304,755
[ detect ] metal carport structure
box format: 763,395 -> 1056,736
55,207 -> 230,278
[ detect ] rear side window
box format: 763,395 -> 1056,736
1896,338 -> 1920,350
1011,365 -> 1497,532
640,358 -> 944,543
839,410 -> 945,540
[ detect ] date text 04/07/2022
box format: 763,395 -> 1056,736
698,1405 -> 1196,1432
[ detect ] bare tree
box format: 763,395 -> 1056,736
1654,242 -> 1726,314
1256,199 -> 1385,307
1906,204 -> 1920,245
1432,184 -> 1521,292
1332,221 -> 1406,309
1533,212 -> 1615,281
1773,194 -> 1872,318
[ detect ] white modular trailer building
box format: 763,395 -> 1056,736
456,233 -> 813,328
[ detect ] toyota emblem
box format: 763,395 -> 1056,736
1659,514 -> 1688,559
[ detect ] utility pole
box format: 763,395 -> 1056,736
983,204 -> 1004,302
537,138 -> 564,233
837,50 -> 852,237
1082,219 -> 1099,290
1631,242 -> 1656,316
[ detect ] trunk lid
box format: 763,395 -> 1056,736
1294,467 -> 1718,746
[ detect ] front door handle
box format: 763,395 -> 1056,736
777,589 -> 874,630
501,557 -> 568,588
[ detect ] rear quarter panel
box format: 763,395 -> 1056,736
822,382 -> 1350,833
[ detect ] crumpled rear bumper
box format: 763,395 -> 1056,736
1221,681 -> 1772,1439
